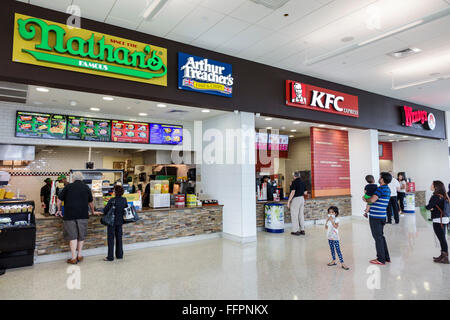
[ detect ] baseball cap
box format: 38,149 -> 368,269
57,174 -> 67,181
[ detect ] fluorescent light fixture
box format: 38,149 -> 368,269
388,134 -> 394,136
265,117 -> 272,121
290,129 -> 297,132
142,0 -> 169,20
281,126 -> 286,130
340,127 -> 347,130
139,113 -> 148,116
403,136 -> 408,138
358,20 -> 424,46
304,7 -> 450,66
129,118 -> 136,121
289,135 -> 294,138
36,87 -> 49,92
90,107 -> 100,111
293,121 -> 301,124
319,124 -> 325,127
102,96 -> 114,101
415,137 -> 421,140
389,140 -> 395,142
266,127 -> 272,129
157,103 -> 167,108
201,109 -> 210,113
392,74 -> 450,90
33,101 -> 43,105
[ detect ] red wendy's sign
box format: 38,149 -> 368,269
401,105 -> 436,130
286,80 -> 359,118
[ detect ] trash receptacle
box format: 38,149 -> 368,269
404,192 -> 415,214
265,203 -> 284,233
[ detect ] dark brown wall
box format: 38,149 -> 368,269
0,0 -> 446,140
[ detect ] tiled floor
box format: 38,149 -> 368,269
1,212 -> 449,300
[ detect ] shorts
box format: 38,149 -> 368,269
63,219 -> 88,241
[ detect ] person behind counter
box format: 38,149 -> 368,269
56,171 -> 100,265
142,175 -> 152,208
102,185 -> 128,261
261,176 -> 274,201
40,178 -> 52,214
56,174 -> 68,197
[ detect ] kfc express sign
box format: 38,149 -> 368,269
286,80 -> 359,118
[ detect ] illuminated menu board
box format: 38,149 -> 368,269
67,116 -> 111,142
111,120 -> 149,144
149,123 -> 183,145
255,132 -> 268,150
16,111 -> 67,140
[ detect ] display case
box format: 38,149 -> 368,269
0,200 -> 36,272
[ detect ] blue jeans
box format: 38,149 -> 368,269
328,240 -> 344,263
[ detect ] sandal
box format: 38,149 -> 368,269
77,256 -> 84,262
370,259 -> 385,265
327,262 -> 337,266
342,265 -> 350,270
67,258 -> 77,265
103,257 -> 113,261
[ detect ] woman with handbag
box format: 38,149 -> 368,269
425,181 -> 449,264
102,185 -> 128,261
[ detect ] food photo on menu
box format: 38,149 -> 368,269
15,111 -> 67,139
149,123 -> 183,145
67,116 -> 111,142
111,120 -> 149,143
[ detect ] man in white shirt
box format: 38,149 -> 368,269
387,172 -> 401,224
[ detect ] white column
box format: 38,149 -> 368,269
200,112 -> 257,243
348,129 -> 379,216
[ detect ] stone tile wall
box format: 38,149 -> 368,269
35,206 -> 223,256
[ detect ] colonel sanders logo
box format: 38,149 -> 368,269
291,82 -> 307,105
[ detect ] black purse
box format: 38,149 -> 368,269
101,199 -> 116,227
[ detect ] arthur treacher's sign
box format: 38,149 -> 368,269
178,52 -> 233,97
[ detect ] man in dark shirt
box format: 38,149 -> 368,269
56,172 -> 98,264
40,178 -> 52,214
287,171 -> 308,236
262,176 -> 274,201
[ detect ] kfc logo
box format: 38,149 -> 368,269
291,82 -> 307,105
286,80 -> 359,118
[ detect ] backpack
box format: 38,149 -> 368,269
435,195 -> 450,226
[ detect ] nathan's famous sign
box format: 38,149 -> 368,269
12,14 -> 167,86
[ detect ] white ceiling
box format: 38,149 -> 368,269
16,0 -> 450,111
26,84 -> 228,122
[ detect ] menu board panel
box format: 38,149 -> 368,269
111,120 -> 149,144
255,132 -> 268,150
16,111 -> 67,139
268,134 -> 289,151
67,116 -> 111,142
149,124 -> 183,145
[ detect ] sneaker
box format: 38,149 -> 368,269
290,231 -> 301,236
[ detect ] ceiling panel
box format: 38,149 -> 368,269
72,0 -> 116,22
191,16 -> 250,50
105,0 -> 148,30
137,0 -> 197,37
238,32 -> 296,58
167,6 -> 225,40
200,0 -> 245,15
29,0 -> 72,12
228,1 -> 273,23
216,25 -> 273,55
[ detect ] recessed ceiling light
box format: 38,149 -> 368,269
265,117 -> 272,121
90,107 -> 100,111
70,101 -> 77,107
388,134 -> 394,136
201,109 -> 210,113
289,135 -> 294,138
157,103 -> 167,108
130,118 -> 136,121
319,124 -> 326,127
293,121 -> 301,124
340,127 -> 347,130
102,96 -> 114,101
290,129 -> 297,132
139,113 -> 148,116
389,140 -> 395,142
415,137 -> 421,140
281,126 -> 286,130
33,101 -> 43,105
36,87 -> 49,92
266,127 -> 272,129
403,135 -> 408,138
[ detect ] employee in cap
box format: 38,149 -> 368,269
56,174 -> 68,197
40,178 -> 52,214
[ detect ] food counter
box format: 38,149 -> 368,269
35,205 -> 223,256
256,196 -> 352,228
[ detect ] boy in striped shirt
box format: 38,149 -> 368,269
363,172 -> 392,265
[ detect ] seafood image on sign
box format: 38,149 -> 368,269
178,52 -> 233,97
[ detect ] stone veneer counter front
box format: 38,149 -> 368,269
256,196 -> 352,228
35,205 -> 223,256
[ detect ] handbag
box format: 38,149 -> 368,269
101,199 -> 116,226
123,204 -> 140,224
